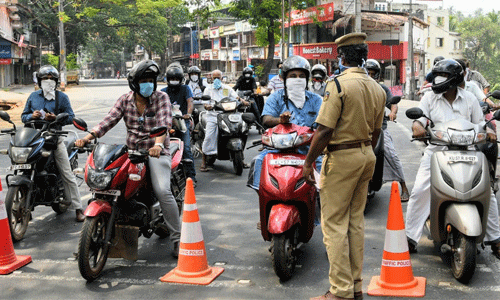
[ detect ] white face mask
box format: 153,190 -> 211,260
41,79 -> 56,100
313,82 -> 322,90
434,76 -> 447,85
169,80 -> 180,85
245,74 -> 251,78
286,78 -> 307,109
190,75 -> 198,82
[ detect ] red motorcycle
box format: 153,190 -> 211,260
72,117 -> 186,281
252,123 -> 317,281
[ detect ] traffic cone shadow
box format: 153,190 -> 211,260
0,180 -> 32,275
367,181 -> 426,297
160,178 -> 224,285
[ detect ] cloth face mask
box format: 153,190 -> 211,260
213,78 -> 222,90
286,78 -> 307,109
139,82 -> 155,97
190,75 -> 198,82
41,79 -> 56,100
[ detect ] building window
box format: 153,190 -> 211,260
437,17 -> 444,27
427,37 -> 430,48
436,37 -> 444,47
454,40 -> 462,50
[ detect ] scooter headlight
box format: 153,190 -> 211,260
432,130 -> 450,143
475,132 -> 487,143
10,147 -> 32,164
221,101 -> 237,111
220,119 -> 231,134
295,132 -> 313,147
87,166 -> 119,190
448,129 -> 475,146
271,132 -> 297,149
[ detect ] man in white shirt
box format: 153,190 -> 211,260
267,62 -> 284,93
406,59 -> 500,258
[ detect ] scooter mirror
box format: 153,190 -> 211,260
242,113 -> 256,124
493,109 -> 500,121
388,96 -> 401,105
150,126 -> 168,138
489,90 -> 500,100
0,111 -> 11,122
73,117 -> 88,131
202,95 -> 211,100
481,102 -> 490,115
55,112 -> 69,124
406,107 -> 424,120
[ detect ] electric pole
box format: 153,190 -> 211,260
355,0 -> 361,32
408,0 -> 416,100
58,0 -> 66,91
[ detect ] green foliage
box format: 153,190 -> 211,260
41,53 -> 59,67
66,53 -> 79,70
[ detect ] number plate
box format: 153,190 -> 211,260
447,155 -> 477,163
8,164 -> 31,170
92,189 -> 121,196
269,159 -> 305,166
228,114 -> 241,123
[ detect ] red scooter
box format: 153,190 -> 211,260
72,117 -> 186,281
252,123 -> 317,281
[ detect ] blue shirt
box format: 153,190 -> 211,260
21,90 -> 75,125
161,85 -> 193,115
262,89 -> 323,127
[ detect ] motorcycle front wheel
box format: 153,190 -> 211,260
51,178 -> 70,214
272,226 -> 299,281
233,150 -> 244,176
78,214 -> 111,281
5,185 -> 31,242
450,230 -> 476,283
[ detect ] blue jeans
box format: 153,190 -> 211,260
182,120 -> 196,181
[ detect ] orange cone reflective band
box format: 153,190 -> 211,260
0,180 -> 32,274
367,181 -> 426,297
161,178 -> 224,285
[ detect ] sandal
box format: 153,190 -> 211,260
401,191 -> 410,202
199,166 -> 209,172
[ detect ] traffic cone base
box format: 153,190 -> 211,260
367,181 -> 426,297
0,255 -> 32,275
160,178 -> 224,285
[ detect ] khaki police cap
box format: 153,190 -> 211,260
335,32 -> 367,47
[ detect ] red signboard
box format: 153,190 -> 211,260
285,3 -> 334,27
0,59 -> 12,65
294,43 -> 336,60
293,42 -> 408,61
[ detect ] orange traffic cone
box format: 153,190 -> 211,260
367,181 -> 426,297
0,180 -> 32,275
160,178 -> 224,285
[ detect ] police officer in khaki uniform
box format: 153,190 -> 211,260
303,33 -> 386,300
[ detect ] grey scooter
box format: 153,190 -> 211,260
406,108 -> 500,283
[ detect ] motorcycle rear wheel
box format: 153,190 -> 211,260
78,214 -> 111,281
450,231 -> 476,283
51,179 -> 70,214
272,226 -> 299,281
5,185 -> 31,242
233,151 -> 244,176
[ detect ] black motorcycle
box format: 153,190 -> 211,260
0,111 -> 79,242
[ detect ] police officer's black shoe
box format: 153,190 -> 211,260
408,238 -> 417,253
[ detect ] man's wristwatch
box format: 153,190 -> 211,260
154,143 -> 165,150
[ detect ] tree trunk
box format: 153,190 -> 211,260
262,19 -> 276,82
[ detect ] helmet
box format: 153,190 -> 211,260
365,59 -> 381,79
188,66 -> 201,75
128,60 -> 160,95
243,67 -> 253,76
37,65 -> 59,85
166,65 -> 184,82
431,59 -> 463,94
282,55 -> 311,83
311,64 -> 327,80
433,56 -> 445,66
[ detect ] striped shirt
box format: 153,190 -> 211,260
92,90 -> 172,155
268,75 -> 284,92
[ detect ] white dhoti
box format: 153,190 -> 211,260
202,112 -> 218,156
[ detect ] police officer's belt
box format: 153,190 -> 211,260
327,141 -> 371,152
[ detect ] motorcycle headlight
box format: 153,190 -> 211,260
271,132 -> 297,149
220,119 -> 231,133
87,166 -> 119,190
10,147 -> 32,164
221,102 -> 237,111
448,129 -> 475,146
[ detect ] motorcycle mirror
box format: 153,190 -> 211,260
242,113 -> 256,124
489,90 -> 500,100
0,111 -> 11,122
72,117 -> 88,131
55,112 -> 69,124
150,126 -> 168,138
493,109 -> 500,121
405,107 -> 424,120
202,95 -> 211,100
389,96 -> 401,105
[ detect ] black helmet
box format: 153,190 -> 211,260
282,55 -> 311,83
433,56 -> 445,66
166,65 -> 184,84
311,64 -> 327,80
128,60 -> 160,96
243,67 -> 253,76
37,65 -> 59,85
365,59 -> 381,79
188,66 -> 201,76
431,59 -> 463,94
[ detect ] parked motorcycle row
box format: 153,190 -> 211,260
2,90 -> 500,284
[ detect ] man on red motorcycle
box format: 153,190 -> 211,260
75,60 -> 181,257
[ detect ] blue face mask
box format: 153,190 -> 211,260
139,82 -> 154,97
213,78 -> 222,90
338,57 -> 352,73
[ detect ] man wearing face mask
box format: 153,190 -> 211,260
186,66 -> 205,99
405,59 -> 500,259
268,61 -> 285,93
310,64 -> 328,97
303,33 -> 386,300
75,60 -> 182,258
200,69 -> 249,171
160,64 -> 197,185
21,65 -> 84,222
